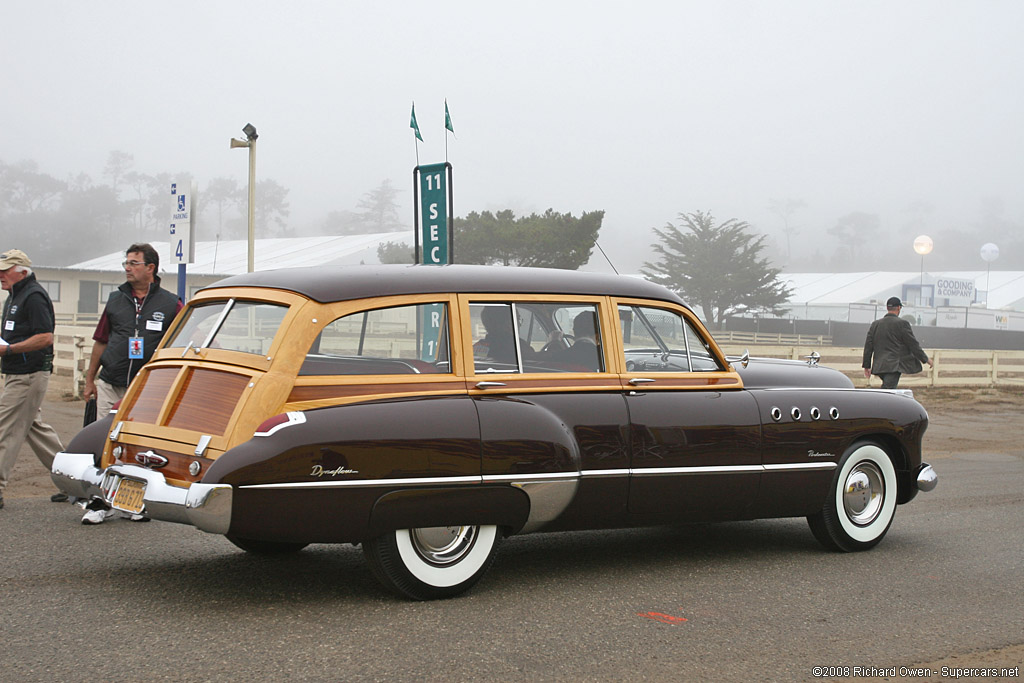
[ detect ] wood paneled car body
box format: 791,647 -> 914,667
52,265 -> 937,599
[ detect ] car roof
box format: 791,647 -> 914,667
201,264 -> 688,307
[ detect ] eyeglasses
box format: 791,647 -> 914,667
122,260 -> 147,268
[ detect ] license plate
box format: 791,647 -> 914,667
112,478 -> 146,514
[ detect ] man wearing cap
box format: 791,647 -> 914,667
0,249 -> 66,510
862,296 -> 933,389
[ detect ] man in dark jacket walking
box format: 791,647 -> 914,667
80,243 -> 181,524
0,249 -> 66,509
862,296 -> 933,389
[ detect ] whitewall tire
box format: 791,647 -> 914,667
808,442 -> 898,552
363,525 -> 501,600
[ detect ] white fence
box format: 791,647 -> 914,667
718,344 -> 1024,388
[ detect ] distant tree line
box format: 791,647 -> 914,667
0,153 -> 292,266
377,209 -> 604,270
767,196 -> 1023,271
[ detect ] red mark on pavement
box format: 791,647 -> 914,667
638,611 -> 688,624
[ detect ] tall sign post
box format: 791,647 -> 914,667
409,102 -> 456,362
412,162 -> 453,361
169,179 -> 197,302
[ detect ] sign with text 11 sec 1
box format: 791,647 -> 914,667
169,179 -> 197,264
414,163 -> 452,362
416,163 -> 451,265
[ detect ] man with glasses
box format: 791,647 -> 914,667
80,243 -> 181,524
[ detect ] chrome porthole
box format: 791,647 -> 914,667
189,461 -> 201,476
791,407 -> 802,421
843,461 -> 885,526
830,406 -> 840,420
810,406 -> 821,420
770,407 -> 782,422
409,526 -> 479,567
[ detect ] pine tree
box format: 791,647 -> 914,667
642,210 -> 792,328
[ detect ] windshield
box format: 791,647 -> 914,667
165,299 -> 288,356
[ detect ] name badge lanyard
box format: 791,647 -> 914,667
128,293 -> 147,371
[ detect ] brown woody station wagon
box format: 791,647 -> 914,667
52,265 -> 937,599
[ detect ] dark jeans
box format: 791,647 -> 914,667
878,372 -> 902,389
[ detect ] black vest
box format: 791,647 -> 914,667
1,273 -> 56,374
98,279 -> 180,387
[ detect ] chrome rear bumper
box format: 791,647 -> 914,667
50,452 -> 232,534
916,463 -> 938,492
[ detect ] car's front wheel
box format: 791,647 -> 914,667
363,525 -> 501,600
808,441 -> 898,552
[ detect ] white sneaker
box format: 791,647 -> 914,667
81,507 -> 118,525
125,512 -> 150,522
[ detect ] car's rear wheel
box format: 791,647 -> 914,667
226,535 -> 308,554
363,525 -> 501,600
808,441 -> 898,552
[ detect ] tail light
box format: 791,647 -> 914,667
254,411 -> 307,437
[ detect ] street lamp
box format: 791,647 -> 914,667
230,123 -> 258,272
913,234 -> 933,306
980,242 -> 999,307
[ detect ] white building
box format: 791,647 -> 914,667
32,232 -> 410,321
776,271 -> 1024,331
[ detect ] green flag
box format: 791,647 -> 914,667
445,100 -> 455,134
410,103 -> 423,141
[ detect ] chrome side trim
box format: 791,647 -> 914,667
482,472 -> 578,484
241,461 -> 838,490
580,469 -> 629,479
241,475 -> 483,490
763,462 -> 838,472
631,465 -> 763,476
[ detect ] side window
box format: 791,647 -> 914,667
471,303 -> 521,374
618,305 -> 722,373
470,301 -> 604,374
684,320 -> 721,371
165,300 -> 288,355
301,302 -> 450,375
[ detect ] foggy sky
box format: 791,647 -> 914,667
4,1 -> 1022,272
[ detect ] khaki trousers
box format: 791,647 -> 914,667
95,378 -> 126,416
0,371 -> 66,495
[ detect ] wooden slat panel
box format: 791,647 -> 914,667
165,368 -> 250,435
123,367 -> 180,424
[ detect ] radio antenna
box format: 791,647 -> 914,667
594,240 -> 620,274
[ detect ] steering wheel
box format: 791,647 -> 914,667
541,334 -> 573,354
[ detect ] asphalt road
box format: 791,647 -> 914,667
2,448 -> 1022,682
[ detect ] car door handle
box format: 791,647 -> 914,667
475,381 -> 507,389
628,378 -> 656,385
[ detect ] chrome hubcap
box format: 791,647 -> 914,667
843,462 -> 885,525
409,526 -> 478,566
